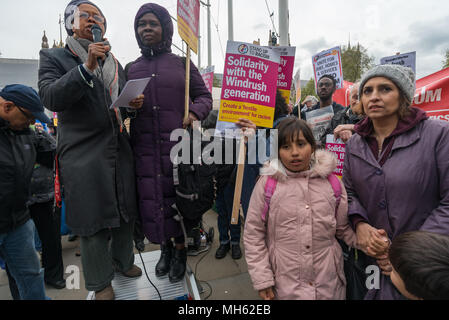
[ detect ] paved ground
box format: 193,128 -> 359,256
0,210 -> 260,300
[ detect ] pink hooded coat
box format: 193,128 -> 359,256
244,150 -> 358,300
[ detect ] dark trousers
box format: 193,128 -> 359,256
29,201 -> 64,283
80,218 -> 136,292
216,183 -> 241,245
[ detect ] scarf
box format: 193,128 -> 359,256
66,36 -> 119,102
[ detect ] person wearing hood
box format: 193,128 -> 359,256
244,117 -> 358,300
342,64 -> 449,300
38,0 -> 144,300
127,3 -> 212,283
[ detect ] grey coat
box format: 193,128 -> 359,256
38,47 -> 138,236
343,118 -> 449,300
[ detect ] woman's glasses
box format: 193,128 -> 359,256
78,11 -> 105,24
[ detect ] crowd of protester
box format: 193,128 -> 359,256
1,0 -> 449,301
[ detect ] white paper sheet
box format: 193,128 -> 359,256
109,77 -> 152,109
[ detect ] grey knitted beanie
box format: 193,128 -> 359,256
359,65 -> 416,102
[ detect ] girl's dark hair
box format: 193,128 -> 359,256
276,117 -> 316,152
389,231 -> 449,300
274,89 -> 289,121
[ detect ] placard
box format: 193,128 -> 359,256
312,46 -> 344,90
305,106 -> 334,143
218,41 -> 280,128
271,46 -> 296,105
326,135 -> 346,177
200,66 -> 215,94
177,0 -> 200,53
381,52 -> 416,74
294,68 -> 302,106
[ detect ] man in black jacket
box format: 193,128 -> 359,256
301,75 -> 345,147
0,84 -> 52,300
28,123 -> 66,290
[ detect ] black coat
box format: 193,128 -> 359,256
0,119 -> 54,233
38,47 -> 138,236
28,130 -> 56,206
320,107 -> 364,146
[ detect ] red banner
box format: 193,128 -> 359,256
333,80 -> 353,107
413,67 -> 449,121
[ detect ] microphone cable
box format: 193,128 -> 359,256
138,250 -> 162,300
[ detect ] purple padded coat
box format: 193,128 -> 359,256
343,109 -> 449,300
128,4 -> 212,244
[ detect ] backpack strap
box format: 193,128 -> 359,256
327,174 -> 342,216
262,177 -> 278,224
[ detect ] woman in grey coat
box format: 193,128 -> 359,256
343,64 -> 449,300
38,0 -> 144,300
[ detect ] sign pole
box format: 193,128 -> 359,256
184,43 -> 191,124
231,136 -> 246,225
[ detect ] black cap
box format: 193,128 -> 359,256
0,84 -> 51,124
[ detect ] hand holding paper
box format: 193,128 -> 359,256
110,77 -> 152,109
128,95 -> 145,110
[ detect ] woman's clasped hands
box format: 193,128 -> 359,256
356,222 -> 392,276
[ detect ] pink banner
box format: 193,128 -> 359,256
271,46 -> 296,104
218,41 -> 280,128
177,0 -> 200,53
325,135 -> 346,177
222,54 -> 279,105
278,55 -> 295,90
201,66 -> 214,94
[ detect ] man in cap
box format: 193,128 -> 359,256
38,0 -> 144,300
0,84 -> 52,300
301,95 -> 319,113
331,82 -> 364,143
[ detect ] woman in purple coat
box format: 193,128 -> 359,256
343,64 -> 449,300
127,3 -> 212,283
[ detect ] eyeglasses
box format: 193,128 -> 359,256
16,106 -> 35,121
78,11 -> 105,24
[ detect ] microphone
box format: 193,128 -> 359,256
91,24 -> 104,67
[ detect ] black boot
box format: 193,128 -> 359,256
155,240 -> 173,277
169,247 -> 187,283
215,243 -> 230,259
231,244 -> 242,260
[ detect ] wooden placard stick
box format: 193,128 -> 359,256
184,44 -> 191,125
231,135 -> 247,225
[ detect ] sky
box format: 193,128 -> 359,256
1,0 -> 448,81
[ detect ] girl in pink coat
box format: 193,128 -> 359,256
244,118 -> 359,300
